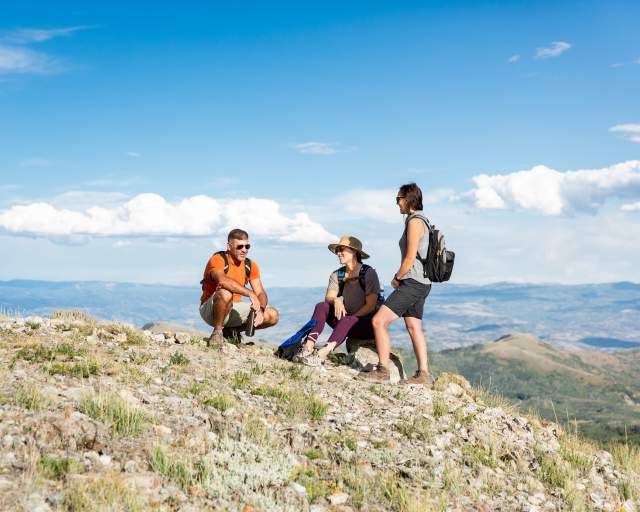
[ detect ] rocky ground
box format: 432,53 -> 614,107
0,311 -> 638,511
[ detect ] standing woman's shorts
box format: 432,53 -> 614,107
383,278 -> 431,319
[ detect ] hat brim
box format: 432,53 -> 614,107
327,243 -> 370,259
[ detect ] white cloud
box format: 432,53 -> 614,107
609,123 -> 640,143
609,63 -> 625,68
0,193 -> 336,244
125,151 -> 141,157
508,54 -> 520,63
290,142 -> 340,155
470,160 -> 640,215
535,41 -> 572,59
19,157 -> 52,167
337,187 -> 454,223
0,45 -> 58,74
2,26 -> 92,44
635,58 -> 640,65
621,202 -> 640,212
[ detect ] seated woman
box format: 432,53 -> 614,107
297,235 -> 382,367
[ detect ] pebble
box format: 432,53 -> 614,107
290,482 -> 307,494
328,492 -> 350,505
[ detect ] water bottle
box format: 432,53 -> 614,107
245,308 -> 256,337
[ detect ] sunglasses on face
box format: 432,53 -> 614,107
234,244 -> 251,250
396,196 -> 405,205
334,246 -> 349,254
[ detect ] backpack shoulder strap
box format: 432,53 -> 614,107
216,251 -> 230,273
358,264 -> 370,292
244,258 -> 252,283
336,266 -> 347,297
406,212 -> 431,230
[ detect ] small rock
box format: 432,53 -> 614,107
2,435 -> 13,448
124,460 -> 137,473
329,492 -> 349,505
98,454 -> 112,467
154,425 -> 172,437
175,332 -> 190,344
291,482 -> 307,494
0,477 -> 14,491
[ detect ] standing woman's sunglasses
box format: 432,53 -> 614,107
396,196 -> 405,205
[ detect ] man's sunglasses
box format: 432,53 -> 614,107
234,244 -> 251,250
396,196 -> 405,205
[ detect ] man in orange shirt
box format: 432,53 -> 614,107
199,228 -> 279,345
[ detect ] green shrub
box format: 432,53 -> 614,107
432,396 -> 448,418
40,455 -> 81,480
15,386 -> 48,411
232,371 -> 252,389
150,445 -> 212,491
79,393 -> 146,437
49,360 -> 99,378
202,394 -> 235,412
169,352 -> 190,366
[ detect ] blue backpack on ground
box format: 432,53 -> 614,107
275,319 -> 317,360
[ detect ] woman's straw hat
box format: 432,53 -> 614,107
327,235 -> 370,259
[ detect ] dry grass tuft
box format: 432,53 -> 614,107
79,392 -> 146,437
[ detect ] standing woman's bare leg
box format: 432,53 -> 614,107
372,305 -> 399,367
404,316 -> 429,373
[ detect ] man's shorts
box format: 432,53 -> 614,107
199,292 -> 252,328
383,278 -> 431,319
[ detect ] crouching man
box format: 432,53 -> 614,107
199,228 -> 279,345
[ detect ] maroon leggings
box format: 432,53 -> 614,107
308,301 -> 374,348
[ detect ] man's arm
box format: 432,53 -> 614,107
248,277 -> 268,309
211,268 -> 260,312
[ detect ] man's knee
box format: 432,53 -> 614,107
264,307 -> 279,326
213,289 -> 233,306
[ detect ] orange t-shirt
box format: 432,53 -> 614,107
200,252 -> 261,304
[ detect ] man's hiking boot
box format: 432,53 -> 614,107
402,370 -> 434,387
358,364 -> 390,383
207,330 -> 224,347
222,327 -> 243,344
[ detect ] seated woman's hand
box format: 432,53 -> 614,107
333,298 -> 347,320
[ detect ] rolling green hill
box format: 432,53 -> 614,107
429,333 -> 640,444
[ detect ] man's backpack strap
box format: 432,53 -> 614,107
200,251 -> 252,290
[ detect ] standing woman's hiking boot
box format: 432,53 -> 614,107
402,370 -> 433,387
358,364 -> 390,383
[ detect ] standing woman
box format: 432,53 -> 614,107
360,183 -> 433,385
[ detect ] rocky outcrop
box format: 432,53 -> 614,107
0,314 -> 637,511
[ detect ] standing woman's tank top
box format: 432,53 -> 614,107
399,210 -> 431,285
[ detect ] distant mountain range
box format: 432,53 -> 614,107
429,333 -> 640,444
1,280 -> 638,352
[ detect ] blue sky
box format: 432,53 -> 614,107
1,0 -> 639,287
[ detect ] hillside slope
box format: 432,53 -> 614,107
0,315 -> 638,511
430,333 -> 640,444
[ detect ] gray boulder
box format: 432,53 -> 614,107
346,338 -> 405,383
